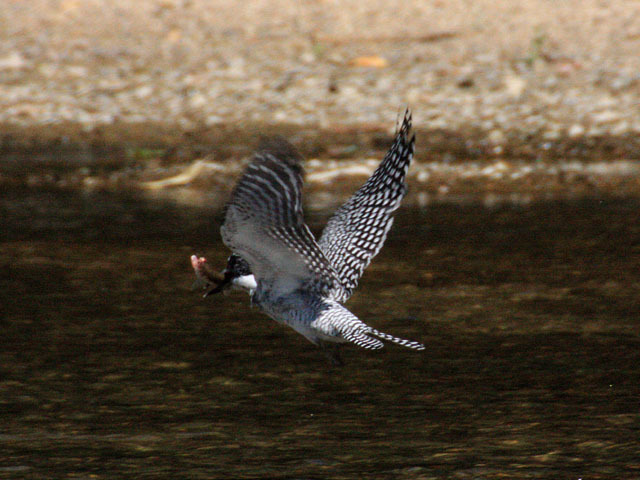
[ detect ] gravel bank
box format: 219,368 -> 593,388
1,1 -> 639,201
2,1 -> 639,147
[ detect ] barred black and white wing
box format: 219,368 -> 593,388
318,109 -> 415,302
221,137 -> 338,296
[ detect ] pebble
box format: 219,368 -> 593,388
592,110 -> 619,124
0,52 -> 27,70
488,129 -> 506,145
504,74 -> 527,98
568,124 -> 585,137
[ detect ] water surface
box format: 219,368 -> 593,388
1,186 -> 639,479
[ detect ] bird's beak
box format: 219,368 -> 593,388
202,273 -> 231,297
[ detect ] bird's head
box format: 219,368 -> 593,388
191,254 -> 256,297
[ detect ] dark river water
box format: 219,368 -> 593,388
1,186 -> 639,479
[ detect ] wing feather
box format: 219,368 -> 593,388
318,109 -> 415,302
221,137 -> 338,296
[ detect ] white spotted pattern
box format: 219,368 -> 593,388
219,110 -> 424,353
319,109 -> 414,302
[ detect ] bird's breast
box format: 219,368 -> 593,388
252,287 -> 313,326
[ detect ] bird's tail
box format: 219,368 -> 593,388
370,329 -> 426,350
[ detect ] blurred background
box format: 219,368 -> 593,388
1,1 -> 639,479
1,0 -> 640,201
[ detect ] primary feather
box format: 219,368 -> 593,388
198,110 -> 424,356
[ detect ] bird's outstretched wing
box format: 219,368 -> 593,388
318,109 -> 415,302
221,137 -> 338,296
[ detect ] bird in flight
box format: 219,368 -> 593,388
192,109 -> 424,363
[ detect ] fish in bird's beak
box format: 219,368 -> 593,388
190,255 -> 230,297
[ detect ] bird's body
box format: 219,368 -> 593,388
193,110 -> 424,358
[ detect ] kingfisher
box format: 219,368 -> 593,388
192,109 -> 424,362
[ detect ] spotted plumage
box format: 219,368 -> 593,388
193,109 -> 424,359
319,110 -> 414,302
